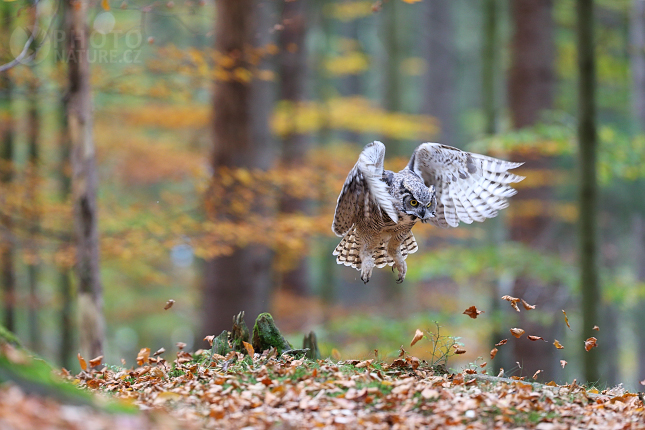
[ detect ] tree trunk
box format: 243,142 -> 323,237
508,0 -> 555,128
202,0 -> 275,336
482,0 -> 498,136
633,216 -> 645,385
66,0 -> 104,360
1,5 -> 16,334
422,0 -> 455,145
277,0 -> 310,297
577,0 -> 600,384
631,0 -> 645,131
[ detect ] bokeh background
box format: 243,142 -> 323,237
1,0 -> 645,390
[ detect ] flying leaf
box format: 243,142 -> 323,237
137,347 -> 150,366
479,362 -> 487,368
242,341 -> 254,357
521,299 -> 536,310
77,353 -> 87,371
554,339 -> 564,349
495,339 -> 508,346
331,348 -> 341,360
532,370 -> 542,379
463,305 -> 484,319
640,379 -> 645,386
497,368 -> 504,377
203,335 -> 215,346
510,328 -> 525,338
176,342 -> 186,350
101,0 -> 110,10
490,348 -> 498,359
454,348 -> 466,355
89,355 -> 103,368
593,325 -> 599,331
502,295 -> 521,312
527,335 -> 547,342
562,310 -> 571,330
153,347 -> 166,356
164,299 -> 175,310
410,329 -> 424,347
584,337 -> 598,351
561,360 -> 568,368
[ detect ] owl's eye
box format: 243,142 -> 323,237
410,200 -> 418,207
427,203 -> 432,208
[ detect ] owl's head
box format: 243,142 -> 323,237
400,180 -> 436,221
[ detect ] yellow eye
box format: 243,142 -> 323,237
410,200 -> 418,207
427,203 -> 432,208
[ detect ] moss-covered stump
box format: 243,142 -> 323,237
252,313 -> 291,355
212,330 -> 231,356
230,311 -> 250,352
303,331 -> 321,360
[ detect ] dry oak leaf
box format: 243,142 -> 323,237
593,325 -> 600,331
495,339 -> 508,346
502,295 -> 521,312
527,335 -> 547,342
88,355 -> 103,368
490,348 -> 498,359
454,347 -> 466,355
203,336 -> 214,346
521,299 -> 536,310
242,341 -> 255,358
77,353 -> 87,371
479,361 -> 487,368
562,310 -> 572,330
561,360 -> 568,368
164,299 -> 175,310
584,337 -> 598,351
410,329 -> 424,347
153,347 -> 166,356
510,328 -> 525,338
554,339 -> 564,349
137,347 -> 150,366
463,305 -> 484,319
532,369 -> 542,379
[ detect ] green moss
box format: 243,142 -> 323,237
0,325 -> 22,348
252,313 -> 291,355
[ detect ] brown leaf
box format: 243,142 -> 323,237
77,353 -> 87,371
560,360 -> 568,368
497,368 -> 504,377
88,355 -> 103,368
331,348 -> 341,360
495,339 -> 508,346
502,295 -> 521,312
554,339 -> 564,349
479,361 -> 487,368
242,341 -> 255,357
593,325 -> 600,331
640,379 -> 645,386
562,310 -> 572,330
454,348 -> 466,355
137,347 -> 150,366
490,348 -> 498,359
410,329 -> 424,347
203,335 -> 215,346
176,342 -> 186,350
532,369 -> 542,379
463,305 -> 484,319
164,299 -> 175,310
527,335 -> 547,342
584,337 -> 598,351
510,328 -> 525,338
153,347 -> 166,356
521,299 -> 536,310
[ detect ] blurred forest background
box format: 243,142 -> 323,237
1,0 -> 645,391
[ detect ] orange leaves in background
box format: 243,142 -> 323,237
554,340 -> 564,349
584,337 -> 598,352
77,353 -> 87,371
462,306 -> 484,319
562,310 -> 572,330
510,328 -> 525,339
137,348 -> 150,366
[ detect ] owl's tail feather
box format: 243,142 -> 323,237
334,228 -> 418,271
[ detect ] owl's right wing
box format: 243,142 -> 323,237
332,141 -> 399,237
407,142 -> 524,228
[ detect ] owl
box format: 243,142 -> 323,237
332,141 -> 524,283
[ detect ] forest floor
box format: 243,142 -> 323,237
2,342 -> 644,429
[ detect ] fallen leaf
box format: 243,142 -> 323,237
562,310 -> 571,330
495,339 -> 508,346
77,353 -> 87,371
510,328 -> 525,338
137,348 -> 150,366
89,355 -> 103,368
584,337 -> 598,351
410,329 -> 424,347
593,325 -> 600,331
554,339 -> 564,349
164,299 -> 175,310
561,360 -> 567,368
521,299 -> 536,310
242,341 -> 254,357
532,370 -> 542,379
463,305 -> 484,319
502,295 -> 521,312
527,335 -> 547,342
490,348 -> 498,359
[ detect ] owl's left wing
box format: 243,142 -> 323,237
407,142 -> 524,228
332,141 -> 399,237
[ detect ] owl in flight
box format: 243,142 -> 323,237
332,141 -> 524,283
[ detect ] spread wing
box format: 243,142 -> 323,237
407,142 -> 524,228
332,141 -> 398,237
